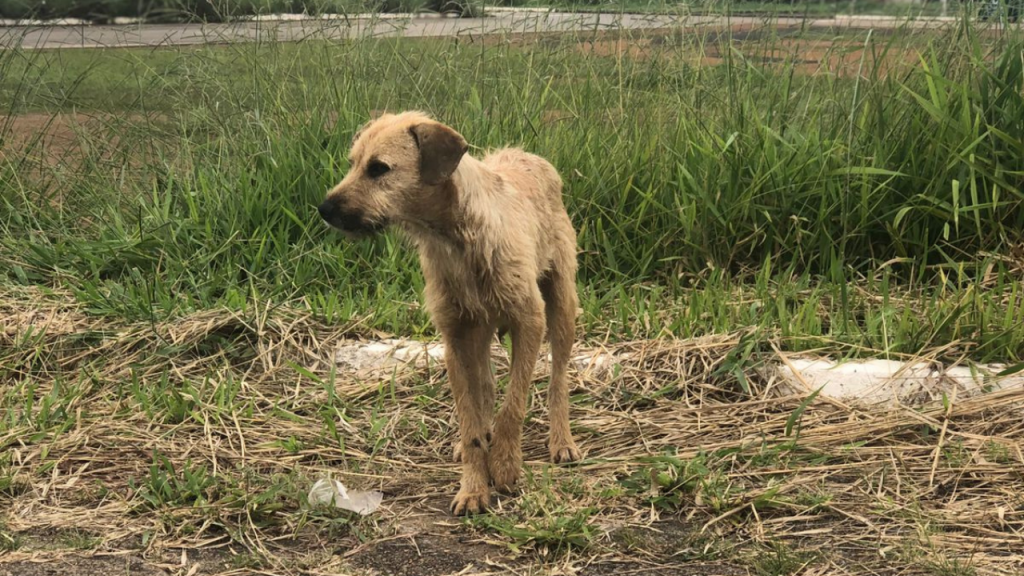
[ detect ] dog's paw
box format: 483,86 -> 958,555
450,488 -> 490,516
488,442 -> 522,494
550,440 -> 582,464
489,462 -> 521,494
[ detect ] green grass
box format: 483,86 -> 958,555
1,17 -> 1024,363
468,470 -> 601,556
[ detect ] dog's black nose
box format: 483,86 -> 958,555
318,200 -> 336,222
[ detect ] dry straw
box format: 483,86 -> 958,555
1,286 -> 1022,574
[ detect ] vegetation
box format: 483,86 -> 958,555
1,13 -> 1022,576
2,17 -> 1023,361
0,0 -> 1001,21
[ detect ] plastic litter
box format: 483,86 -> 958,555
307,479 -> 383,515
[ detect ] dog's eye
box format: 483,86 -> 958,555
366,161 -> 391,179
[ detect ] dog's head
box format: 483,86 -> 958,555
318,111 -> 468,238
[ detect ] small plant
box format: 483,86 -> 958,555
983,440 -> 1013,465
58,529 -> 102,550
472,507 -> 598,556
792,488 -> 833,511
752,541 -> 814,576
129,452 -> 221,510
0,454 -> 23,498
274,436 -> 305,454
619,450 -> 734,512
0,521 -> 20,552
131,370 -> 197,425
230,553 -> 265,570
469,471 -> 600,556
926,556 -> 978,576
612,525 -> 724,561
941,440 -> 970,469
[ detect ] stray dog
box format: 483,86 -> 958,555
318,111 -> 582,515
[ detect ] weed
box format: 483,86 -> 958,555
470,470 -> 600,556
0,521 -> 20,552
941,440 -> 970,469
926,556 -> 978,576
473,507 -> 598,556
230,553 -> 265,570
129,452 -> 221,511
58,529 -> 102,550
752,541 -> 814,575
983,440 -> 1014,465
612,525 -> 725,560
620,450 -> 735,512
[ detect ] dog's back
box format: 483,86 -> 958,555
483,148 -> 565,209
475,148 -> 574,278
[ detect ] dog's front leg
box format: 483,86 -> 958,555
443,323 -> 493,515
489,292 -> 546,493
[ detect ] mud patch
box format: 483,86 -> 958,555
0,112 -> 167,174
348,533 -> 500,576
580,562 -> 747,576
0,556 -> 167,576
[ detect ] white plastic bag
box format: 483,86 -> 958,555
307,478 -> 383,515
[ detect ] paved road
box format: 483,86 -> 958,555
0,11 -> 961,50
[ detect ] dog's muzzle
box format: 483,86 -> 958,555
317,200 -> 386,237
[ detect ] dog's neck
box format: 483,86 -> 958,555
400,154 -> 499,251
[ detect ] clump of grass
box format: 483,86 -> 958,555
0,520 -> 20,552
57,529 -> 102,551
129,452 -> 223,511
474,506 -> 598,556
470,471 -> 600,556
916,552 -> 979,576
619,450 -> 735,512
1,19 -> 1023,361
751,541 -> 814,576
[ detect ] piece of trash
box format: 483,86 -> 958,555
307,478 -> 383,515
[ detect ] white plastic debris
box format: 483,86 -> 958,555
334,337 -> 622,380
308,479 -> 383,515
776,358 -> 1024,408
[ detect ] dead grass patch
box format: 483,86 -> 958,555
1,286 -> 1022,575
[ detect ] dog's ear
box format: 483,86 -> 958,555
409,122 -> 468,185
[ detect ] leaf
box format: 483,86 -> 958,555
893,205 -> 915,229
997,362 -> 1024,377
828,166 -> 906,177
288,360 -> 323,385
785,386 -> 824,437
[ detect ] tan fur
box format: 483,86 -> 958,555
318,111 -> 582,515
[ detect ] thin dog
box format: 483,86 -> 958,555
318,111 -> 581,515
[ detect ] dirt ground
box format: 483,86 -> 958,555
2,287 -> 1023,576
